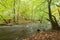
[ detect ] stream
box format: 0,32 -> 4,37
0,23 -> 54,40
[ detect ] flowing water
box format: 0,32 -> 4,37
0,23 -> 53,40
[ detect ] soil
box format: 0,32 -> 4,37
23,30 -> 60,40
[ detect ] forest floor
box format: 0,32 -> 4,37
23,30 -> 60,40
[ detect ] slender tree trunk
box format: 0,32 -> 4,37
47,0 -> 60,30
17,0 -> 20,24
13,0 -> 16,23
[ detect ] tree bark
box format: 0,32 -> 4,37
47,0 -> 60,30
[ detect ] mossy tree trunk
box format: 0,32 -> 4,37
47,0 -> 60,30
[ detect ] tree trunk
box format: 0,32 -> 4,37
47,0 -> 60,30
13,0 -> 16,23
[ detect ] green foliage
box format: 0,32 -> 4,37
0,0 -> 60,23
